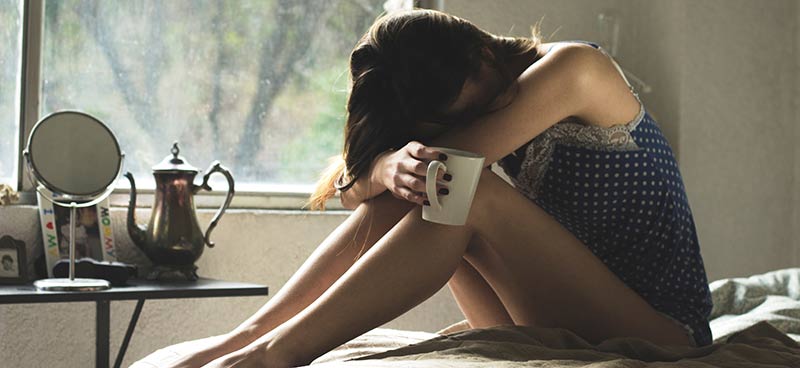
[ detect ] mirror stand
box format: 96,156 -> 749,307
31,189 -> 116,291
23,110 -> 125,292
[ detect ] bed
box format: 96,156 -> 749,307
306,268 -> 800,367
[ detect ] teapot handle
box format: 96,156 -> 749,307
198,161 -> 235,248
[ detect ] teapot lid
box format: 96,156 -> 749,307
152,142 -> 199,173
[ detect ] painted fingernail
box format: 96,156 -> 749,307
423,200 -> 431,206
443,174 -> 452,181
438,188 -> 449,195
439,153 -> 448,161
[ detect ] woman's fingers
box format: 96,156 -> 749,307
391,141 -> 454,205
404,175 -> 426,193
402,171 -> 450,192
406,174 -> 450,193
403,160 -> 453,183
405,160 -> 429,177
393,177 -> 448,205
392,175 -> 448,206
434,166 -> 452,182
395,186 -> 426,206
406,140 -> 448,162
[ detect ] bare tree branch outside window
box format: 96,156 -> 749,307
39,0 -> 385,189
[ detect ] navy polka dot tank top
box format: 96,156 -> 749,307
496,40 -> 714,346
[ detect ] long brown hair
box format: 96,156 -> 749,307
307,9 -> 542,211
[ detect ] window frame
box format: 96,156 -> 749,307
10,0 -> 443,210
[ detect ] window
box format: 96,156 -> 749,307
40,0 -> 388,192
0,0 -> 21,186
3,0 -> 424,203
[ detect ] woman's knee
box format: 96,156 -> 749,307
343,191 -> 417,249
465,168 -> 513,230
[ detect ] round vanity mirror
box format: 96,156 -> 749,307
27,111 -> 122,200
24,111 -> 124,291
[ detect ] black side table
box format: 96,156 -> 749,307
0,278 -> 269,368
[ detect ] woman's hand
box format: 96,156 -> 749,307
373,141 -> 452,206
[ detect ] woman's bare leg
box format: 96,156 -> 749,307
144,192 -> 415,367
230,192 -> 416,342
446,237 -> 514,329
259,203 -> 475,366
210,168 -> 693,367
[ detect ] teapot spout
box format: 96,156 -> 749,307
124,172 -> 147,249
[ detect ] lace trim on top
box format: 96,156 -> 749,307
499,94 -> 646,201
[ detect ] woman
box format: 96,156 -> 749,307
138,8 -> 712,368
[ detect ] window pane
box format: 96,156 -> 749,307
0,0 -> 21,186
41,0 -> 386,190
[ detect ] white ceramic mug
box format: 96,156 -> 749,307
422,147 -> 485,226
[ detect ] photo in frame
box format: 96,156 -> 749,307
37,193 -> 117,277
0,235 -> 27,284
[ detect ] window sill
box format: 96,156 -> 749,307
9,189 -> 349,211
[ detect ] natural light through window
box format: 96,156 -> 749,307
0,0 -> 21,186
38,0 -> 385,191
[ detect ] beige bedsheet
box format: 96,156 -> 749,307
307,268 -> 800,367
309,321 -> 798,367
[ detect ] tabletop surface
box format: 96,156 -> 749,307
0,278 -> 269,304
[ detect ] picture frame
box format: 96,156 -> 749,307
0,235 -> 27,284
37,193 -> 117,277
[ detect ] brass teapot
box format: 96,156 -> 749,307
125,142 -> 234,280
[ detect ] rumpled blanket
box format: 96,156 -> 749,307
307,268 -> 800,367
310,321 -> 798,367
709,267 -> 800,342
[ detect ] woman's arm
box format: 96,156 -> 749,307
340,141 -> 451,209
427,43 -> 628,166
339,150 -> 392,210
341,43 -> 620,208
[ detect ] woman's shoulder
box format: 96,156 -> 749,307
526,40 -> 608,76
517,40 -> 611,95
536,40 -> 601,59
521,40 -> 642,129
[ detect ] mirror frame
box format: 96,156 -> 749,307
24,110 -> 123,202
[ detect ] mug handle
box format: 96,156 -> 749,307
426,160 -> 446,210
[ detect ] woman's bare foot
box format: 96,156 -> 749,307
130,333 -> 249,368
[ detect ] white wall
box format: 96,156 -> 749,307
677,0 -> 799,279
795,0 -> 800,270
2,1 -> 799,366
